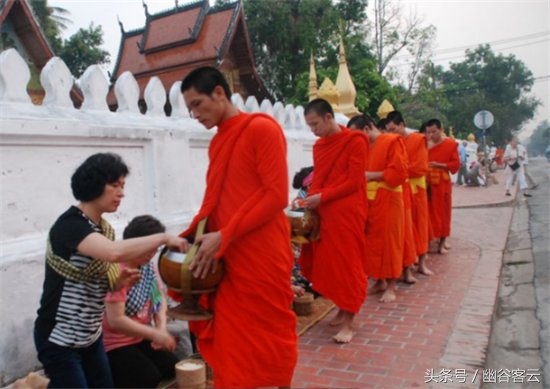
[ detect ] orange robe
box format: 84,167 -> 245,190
427,138 -> 460,239
402,171 -> 417,267
365,134 -> 408,279
405,132 -> 430,256
299,128 -> 368,314
180,113 -> 297,388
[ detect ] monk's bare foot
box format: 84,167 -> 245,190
333,326 -> 354,343
403,267 -> 418,284
329,309 -> 345,327
444,241 -> 451,250
418,258 -> 434,276
369,279 -> 387,294
379,288 -> 396,303
438,245 -> 448,255
332,311 -> 355,343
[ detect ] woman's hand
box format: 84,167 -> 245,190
166,236 -> 191,253
303,194 -> 321,209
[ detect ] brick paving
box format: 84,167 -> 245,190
292,176 -> 515,388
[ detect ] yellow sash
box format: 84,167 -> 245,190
409,176 -> 427,194
367,181 -> 403,201
428,169 -> 450,185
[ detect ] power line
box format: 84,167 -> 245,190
393,30 -> 550,61
390,37 -> 550,68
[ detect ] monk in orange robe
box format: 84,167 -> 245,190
386,111 -> 432,276
300,99 -> 368,343
425,119 -> 460,254
180,67 -> 297,388
348,115 -> 408,303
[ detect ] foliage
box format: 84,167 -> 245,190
526,120 -> 550,156
400,45 -> 540,145
60,24 -> 110,77
29,0 -> 70,52
29,0 -> 109,76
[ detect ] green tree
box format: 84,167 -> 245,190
526,120 -> 550,156
59,23 -> 110,76
405,45 -> 539,145
29,1 -> 109,76
29,0 -> 70,52
441,45 -> 540,145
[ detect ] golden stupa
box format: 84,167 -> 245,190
317,78 -> 340,111
308,35 -> 359,118
377,99 -> 395,119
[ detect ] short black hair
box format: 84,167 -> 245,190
386,111 -> 405,126
304,98 -> 334,117
425,118 -> 442,129
419,121 -> 428,133
292,166 -> 313,190
180,66 -> 231,99
347,114 -> 376,130
123,215 -> 166,239
377,118 -> 388,130
71,153 -> 129,202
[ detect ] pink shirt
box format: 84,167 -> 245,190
102,266 -> 162,353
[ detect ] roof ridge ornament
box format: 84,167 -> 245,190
142,0 -> 150,17
117,16 -> 125,34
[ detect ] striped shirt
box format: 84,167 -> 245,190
35,206 -> 109,348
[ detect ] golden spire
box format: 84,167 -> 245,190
377,99 -> 395,119
308,51 -> 318,102
318,77 -> 340,112
335,35 -> 359,118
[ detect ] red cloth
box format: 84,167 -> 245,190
365,134 -> 408,279
428,138 -> 460,239
180,112 -> 297,388
405,133 -> 430,256
402,181 -> 417,267
299,127 -> 368,314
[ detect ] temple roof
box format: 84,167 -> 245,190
0,0 -> 82,105
109,0 -> 266,104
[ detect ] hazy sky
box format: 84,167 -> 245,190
49,0 -> 549,137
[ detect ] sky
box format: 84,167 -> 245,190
49,0 -> 549,139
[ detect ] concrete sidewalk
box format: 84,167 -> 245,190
292,168 -> 519,388
453,169 -> 517,209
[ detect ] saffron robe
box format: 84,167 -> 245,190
365,134 -> 408,279
180,113 -> 297,388
427,137 -> 460,239
299,128 -> 368,314
405,132 -> 430,256
402,179 -> 417,267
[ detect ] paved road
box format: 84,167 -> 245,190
528,158 -> 550,388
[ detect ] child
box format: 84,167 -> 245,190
103,215 -> 180,388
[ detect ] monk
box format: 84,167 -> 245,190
425,119 -> 460,254
180,67 -> 297,388
386,111 -> 432,276
383,111 -> 417,283
348,115 -> 408,303
300,98 -> 368,343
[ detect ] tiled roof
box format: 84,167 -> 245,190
112,2 -> 238,80
108,1 -> 268,106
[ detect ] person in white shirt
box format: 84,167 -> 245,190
503,137 -> 531,197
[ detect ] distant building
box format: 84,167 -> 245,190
108,0 -> 268,112
0,0 -> 82,105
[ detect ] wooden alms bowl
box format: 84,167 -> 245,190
158,249 -> 224,293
